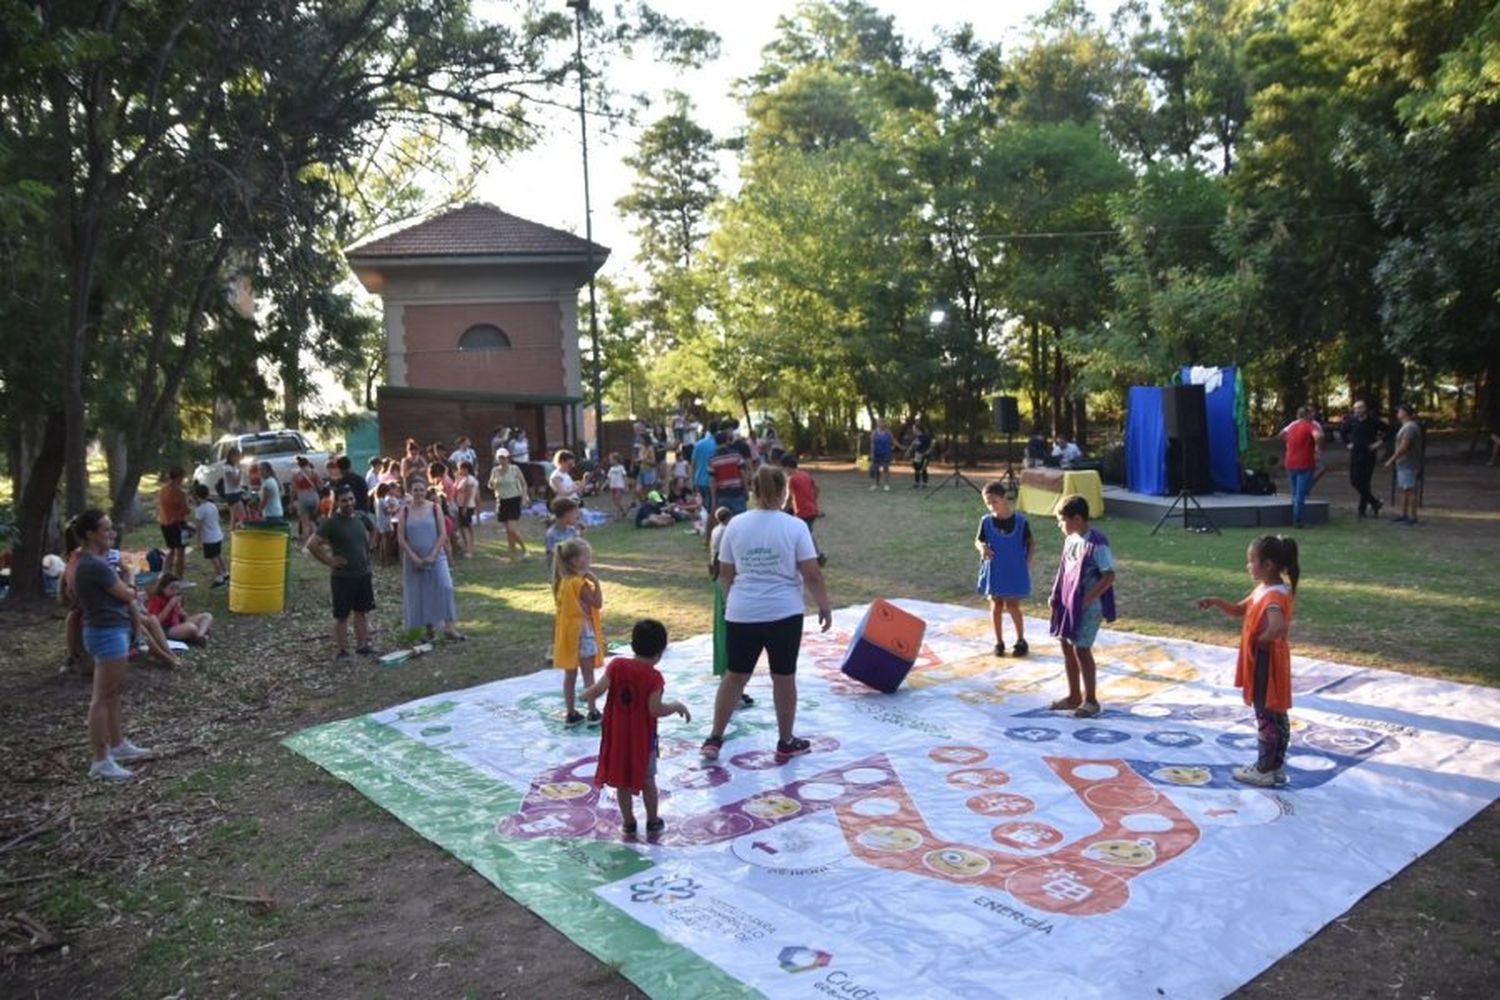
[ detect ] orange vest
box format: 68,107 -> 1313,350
1234,586 -> 1294,712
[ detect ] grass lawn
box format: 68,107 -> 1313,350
1,454 -> 1497,997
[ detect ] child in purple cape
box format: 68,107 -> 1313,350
1047,494 -> 1117,718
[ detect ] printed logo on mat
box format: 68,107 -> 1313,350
628,874 -> 701,905
778,945 -> 833,973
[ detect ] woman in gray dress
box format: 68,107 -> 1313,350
396,477 -> 465,640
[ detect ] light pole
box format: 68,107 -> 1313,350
568,0 -> 604,457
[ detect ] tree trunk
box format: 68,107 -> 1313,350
9,411 -> 68,600
1076,393 -> 1089,451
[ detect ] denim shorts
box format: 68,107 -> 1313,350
579,622 -> 599,661
82,625 -> 132,661
1073,604 -> 1104,649
1396,466 -> 1417,491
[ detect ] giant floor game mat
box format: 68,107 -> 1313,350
286,600 -> 1500,998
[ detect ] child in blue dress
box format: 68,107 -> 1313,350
975,480 -> 1033,656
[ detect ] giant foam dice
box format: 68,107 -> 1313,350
840,599 -> 927,693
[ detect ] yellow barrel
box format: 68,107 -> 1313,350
229,522 -> 290,614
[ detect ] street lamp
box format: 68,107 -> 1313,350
567,0 -> 604,458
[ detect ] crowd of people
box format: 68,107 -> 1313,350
64,406 -> 1333,807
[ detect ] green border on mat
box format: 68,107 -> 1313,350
284,716 -> 759,999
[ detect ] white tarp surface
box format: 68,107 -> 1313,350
314,600 -> 1500,998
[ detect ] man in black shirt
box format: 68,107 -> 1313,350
1342,400 -> 1387,518
334,455 -> 369,511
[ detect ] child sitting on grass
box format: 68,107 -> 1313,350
582,618 -> 691,837
1047,495 -> 1116,718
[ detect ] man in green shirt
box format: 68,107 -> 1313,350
306,488 -> 377,659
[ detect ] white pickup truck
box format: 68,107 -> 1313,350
193,430 -> 332,498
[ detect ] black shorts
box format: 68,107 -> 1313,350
459,506 -> 475,528
202,541 -> 222,560
161,522 -> 185,549
330,573 -> 375,620
497,496 -> 522,522
725,614 -> 804,676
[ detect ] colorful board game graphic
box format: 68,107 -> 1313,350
286,601 -> 1500,999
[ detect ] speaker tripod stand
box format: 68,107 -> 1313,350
1151,449 -> 1221,535
924,438 -> 983,498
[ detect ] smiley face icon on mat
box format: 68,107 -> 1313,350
745,794 -> 802,820
1083,838 -> 1157,868
1152,765 -> 1212,787
857,825 -> 923,853
922,847 -> 991,879
538,780 -> 591,800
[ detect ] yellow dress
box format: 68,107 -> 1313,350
552,574 -> 603,669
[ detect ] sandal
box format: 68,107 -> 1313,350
645,818 -> 666,835
622,820 -> 638,836
1073,701 -> 1102,719
700,735 -> 724,761
1048,697 -> 1081,711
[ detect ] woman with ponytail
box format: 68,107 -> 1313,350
69,510 -> 153,780
1197,534 -> 1300,788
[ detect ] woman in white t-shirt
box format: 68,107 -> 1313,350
699,465 -> 831,765
548,449 -> 580,504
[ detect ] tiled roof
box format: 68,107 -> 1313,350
347,203 -> 609,261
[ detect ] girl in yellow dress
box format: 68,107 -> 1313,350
552,538 -> 604,726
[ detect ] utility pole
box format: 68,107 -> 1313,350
567,0 -> 604,457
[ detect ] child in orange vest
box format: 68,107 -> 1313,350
1197,534 -> 1300,787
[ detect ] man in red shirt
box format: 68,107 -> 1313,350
780,453 -> 826,565
1279,406 -> 1323,529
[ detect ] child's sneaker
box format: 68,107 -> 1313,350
1011,638 -> 1029,657
645,817 -> 666,836
564,711 -> 586,727
89,758 -> 134,781
700,735 -> 724,761
1273,768 -> 1290,786
1231,765 -> 1278,788
586,709 -> 602,726
774,737 -> 812,762
109,739 -> 153,762
1073,701 -> 1101,719
993,641 -> 1006,657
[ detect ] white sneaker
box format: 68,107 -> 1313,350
882,484 -> 891,491
110,739 -> 153,762
868,485 -> 878,491
1231,764 -> 1277,788
89,757 -> 134,781
1273,768 -> 1289,786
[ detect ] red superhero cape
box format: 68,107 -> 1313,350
594,656 -> 663,792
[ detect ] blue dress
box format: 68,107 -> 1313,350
401,502 -> 457,628
977,513 -> 1031,599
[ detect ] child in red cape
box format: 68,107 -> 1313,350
582,619 -> 691,837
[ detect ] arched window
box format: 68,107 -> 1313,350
458,324 -> 511,351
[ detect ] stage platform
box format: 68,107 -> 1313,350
1103,484 -> 1329,528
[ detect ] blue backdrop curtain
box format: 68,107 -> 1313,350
1125,386 -> 1167,495
1180,365 -> 1241,493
